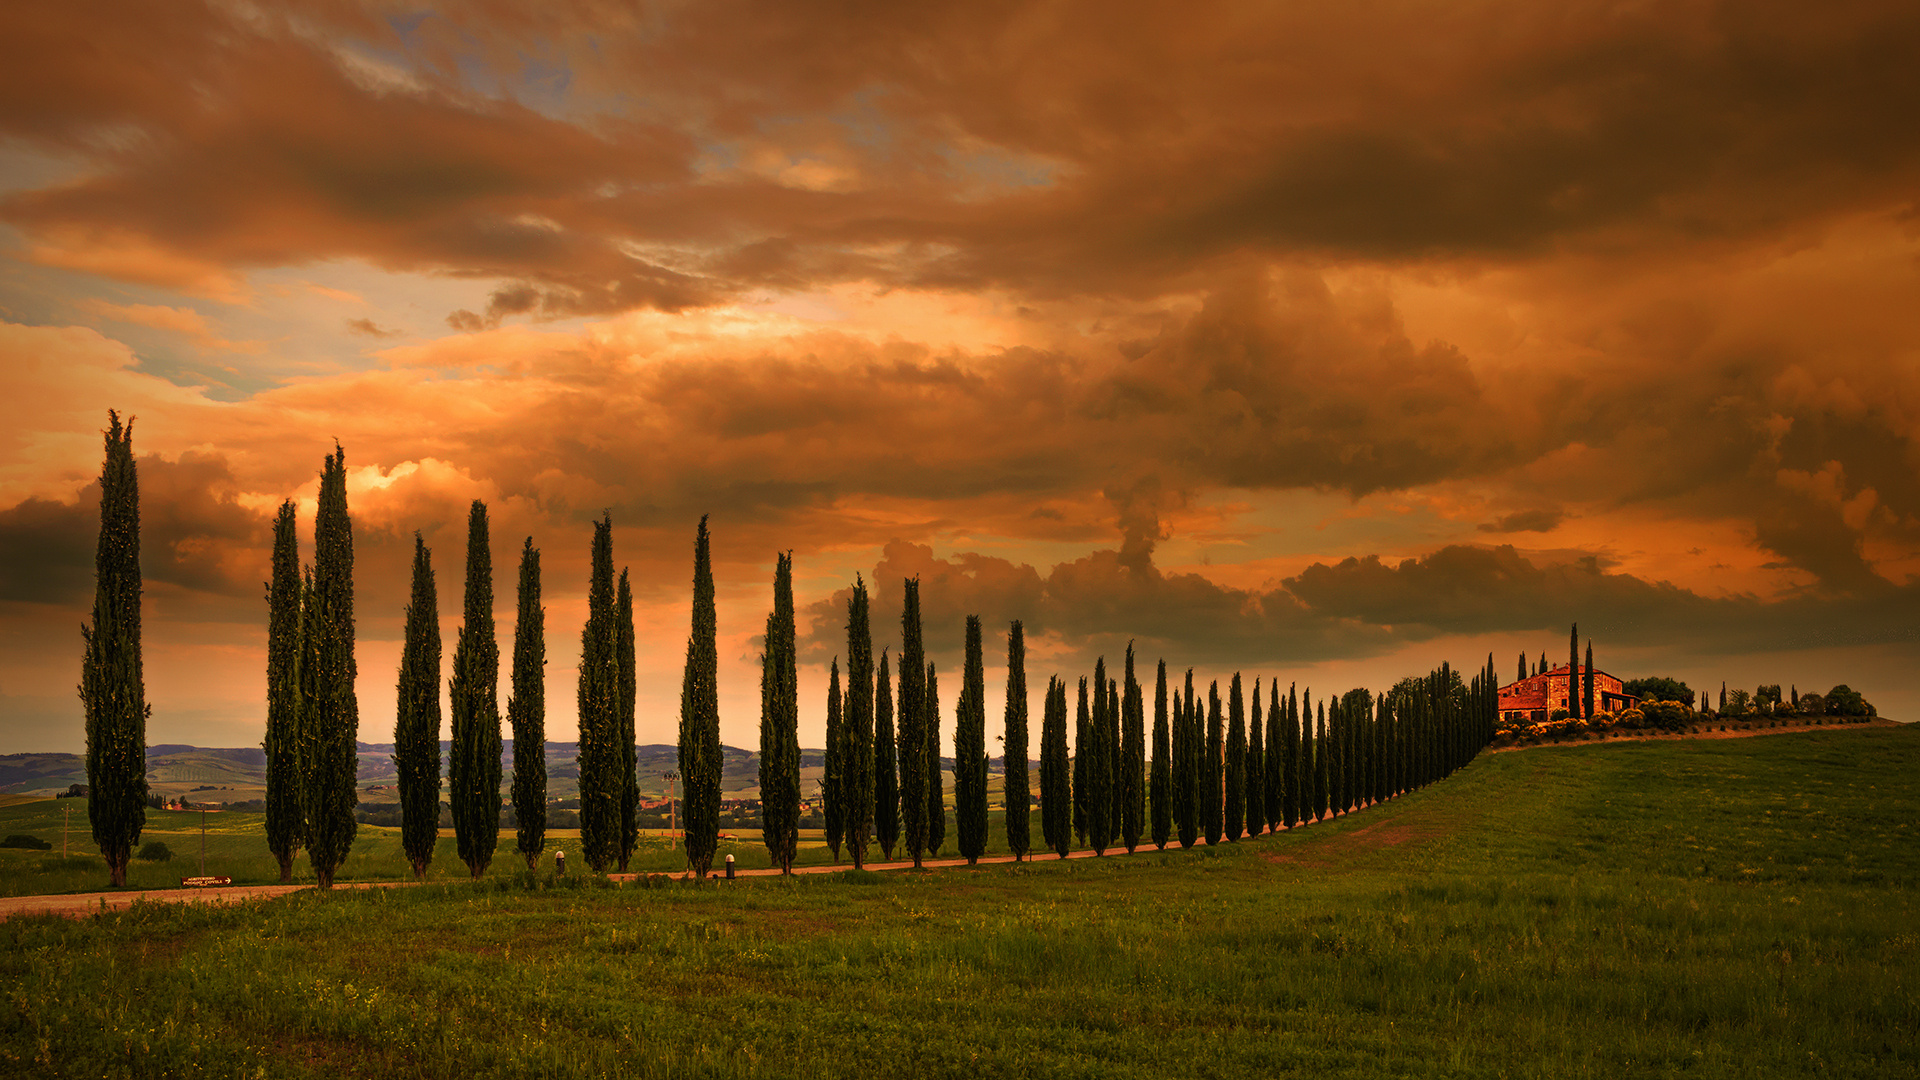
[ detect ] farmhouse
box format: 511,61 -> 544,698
1498,665 -> 1638,726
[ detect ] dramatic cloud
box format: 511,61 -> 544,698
1,1 -> 1915,747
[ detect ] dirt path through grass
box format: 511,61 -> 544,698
2,809 -> 1381,917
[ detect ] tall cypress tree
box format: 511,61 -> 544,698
395,533 -> 441,880
1176,669 -> 1198,848
874,649 -> 898,860
577,514 -> 618,872
925,659 -> 945,858
824,657 -> 844,863
1003,621 -> 1031,861
1584,641 -> 1596,720
897,579 -> 929,868
1121,645 -> 1144,854
1298,688 -> 1314,824
450,500 -> 501,879
1105,674 -> 1121,844
1040,677 -> 1071,858
1315,702 -> 1331,821
678,515 -> 722,878
303,445 -> 358,889
1327,697 -> 1344,816
615,570 -> 639,871
1149,659 -> 1171,850
759,553 -> 800,874
1204,682 -> 1223,845
1224,674 -> 1246,841
845,579 -> 876,868
1087,658 -> 1111,854
956,615 -> 988,865
264,500 -> 304,882
1073,677 -> 1090,847
1568,623 -> 1580,718
509,538 -> 546,871
80,411 -> 147,887
1246,677 -> 1264,837
1266,679 -> 1283,830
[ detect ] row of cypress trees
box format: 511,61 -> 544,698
811,579 -> 1499,867
83,411 -> 1491,885
387,502 -> 546,880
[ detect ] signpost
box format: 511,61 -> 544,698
180,876 -> 231,887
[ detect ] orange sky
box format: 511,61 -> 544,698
2,1 -> 1916,752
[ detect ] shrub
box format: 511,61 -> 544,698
136,841 -> 173,862
1640,700 -> 1693,732
0,834 -> 51,850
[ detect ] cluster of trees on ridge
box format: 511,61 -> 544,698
75,415 -> 1502,886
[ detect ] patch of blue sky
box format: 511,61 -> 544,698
936,142 -> 1059,197
0,141 -> 90,197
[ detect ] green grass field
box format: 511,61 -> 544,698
3,726 -> 1914,1078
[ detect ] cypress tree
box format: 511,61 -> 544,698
1121,645 -> 1144,854
1568,623 -> 1580,718
1204,681 -> 1223,845
759,553 -> 800,874
1246,677 -> 1264,837
395,533 -> 441,880
1518,651 -> 1527,683
1224,674 -> 1245,841
1072,677 -> 1090,847
874,649 -> 897,860
925,659 -> 945,858
678,516 -> 722,878
1332,695 -> 1347,814
845,579 -> 876,868
1279,683 -> 1296,828
1176,670 -> 1198,848
824,658 -> 844,862
1266,679 -> 1283,830
509,538 -> 546,871
1003,621 -> 1031,861
1315,702 -> 1331,820
615,570 -> 639,871
1087,659 -> 1111,854
303,445 -> 358,889
1149,659 -> 1170,850
956,615 -> 988,865
1105,673 -> 1121,845
577,514 -> 618,872
450,500 -> 501,879
1040,677 -> 1071,858
1584,641 -> 1595,720
896,579 -> 929,868
79,411 -> 147,887
1298,689 -> 1314,823
264,500 -> 304,882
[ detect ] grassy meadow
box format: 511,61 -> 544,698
3,725 -> 1915,1078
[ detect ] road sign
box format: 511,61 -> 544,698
180,876 -> 232,887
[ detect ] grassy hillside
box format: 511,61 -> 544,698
1,725 -> 1913,1078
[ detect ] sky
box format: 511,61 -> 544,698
1,0 -> 1915,754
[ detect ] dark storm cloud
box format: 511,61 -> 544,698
796,537 -> 1915,678
1479,510 -> 1565,534
5,1 -> 1917,308
0,451 -> 267,607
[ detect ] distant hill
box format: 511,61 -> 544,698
0,742 -> 1030,803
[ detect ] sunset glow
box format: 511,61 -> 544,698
2,1 -> 1916,752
